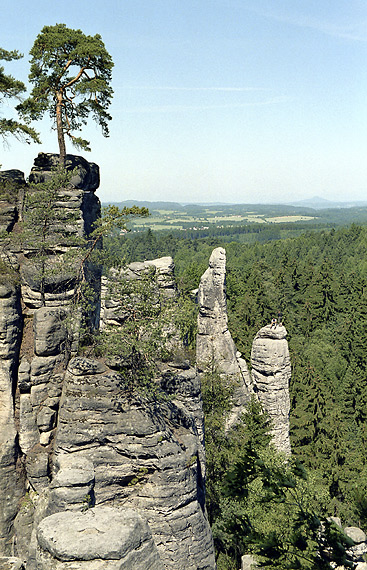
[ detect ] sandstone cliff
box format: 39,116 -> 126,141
0,155 -> 216,570
196,247 -> 291,454
196,247 -> 254,430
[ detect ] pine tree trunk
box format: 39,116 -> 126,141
56,92 -> 66,166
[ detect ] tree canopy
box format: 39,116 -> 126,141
0,48 -> 40,145
17,24 -> 114,165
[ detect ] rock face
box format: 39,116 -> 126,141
0,169 -> 26,231
197,247 -> 291,454
51,356 -> 214,570
35,507 -> 163,570
196,247 -> 253,429
0,282 -> 24,554
97,257 -> 214,569
251,325 -> 291,455
0,159 -> 216,570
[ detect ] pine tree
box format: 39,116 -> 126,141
17,24 -> 113,165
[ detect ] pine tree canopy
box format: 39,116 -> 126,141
0,47 -> 40,145
17,24 -> 114,165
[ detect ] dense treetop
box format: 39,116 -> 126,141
17,24 -> 113,164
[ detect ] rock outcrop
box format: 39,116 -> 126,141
197,247 -> 291,454
0,156 -> 216,570
196,247 -> 253,429
251,325 -> 291,454
0,281 -> 23,554
35,507 -> 163,570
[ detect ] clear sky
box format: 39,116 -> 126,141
1,0 -> 366,204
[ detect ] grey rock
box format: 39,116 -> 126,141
19,394 -> 38,453
52,455 -> 95,488
0,169 -> 26,186
0,557 -> 25,569
328,516 -> 342,528
0,169 -> 26,232
36,407 -> 56,432
48,456 -> 95,513
31,355 -> 63,386
242,554 -> 258,569
36,507 -> 163,569
344,526 -> 366,544
251,324 -> 291,455
0,284 -> 23,555
197,247 -> 253,430
33,307 -> 67,357
18,358 -> 31,393
52,357 -> 215,570
145,256 -> 177,296
0,283 -> 22,360
29,153 -> 99,192
26,449 -> 49,493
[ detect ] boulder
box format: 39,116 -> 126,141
29,153 -> 99,192
36,507 -> 163,570
0,557 -> 25,569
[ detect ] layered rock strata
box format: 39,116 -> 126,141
251,325 -> 291,455
197,247 -> 291,454
98,257 -> 214,569
197,247 -> 254,429
50,356 -> 214,570
0,159 -> 216,570
0,282 -> 23,554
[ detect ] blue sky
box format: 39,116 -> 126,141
1,0 -> 367,204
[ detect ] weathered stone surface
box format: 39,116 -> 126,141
242,554 -> 258,569
48,456 -> 95,513
29,153 -> 99,192
100,256 -> 177,331
18,358 -> 31,393
197,247 -> 253,430
26,449 -> 49,492
344,527 -> 366,544
19,393 -> 38,453
0,169 -> 26,231
145,256 -> 177,296
36,507 -> 163,570
30,355 -> 63,386
52,356 -> 215,570
0,283 -> 22,359
251,324 -> 291,455
0,284 -> 23,555
1,160 -> 216,570
0,557 -> 25,569
36,407 -> 56,432
0,169 -> 26,187
33,307 -> 67,357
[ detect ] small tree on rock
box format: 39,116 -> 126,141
17,24 -> 113,165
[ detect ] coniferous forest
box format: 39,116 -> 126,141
106,222 -> 367,568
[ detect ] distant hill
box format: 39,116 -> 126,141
107,200 -> 185,210
286,196 -> 367,209
105,197 -> 367,211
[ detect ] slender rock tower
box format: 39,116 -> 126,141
251,325 -> 291,455
197,247 -> 291,454
196,247 -> 254,430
